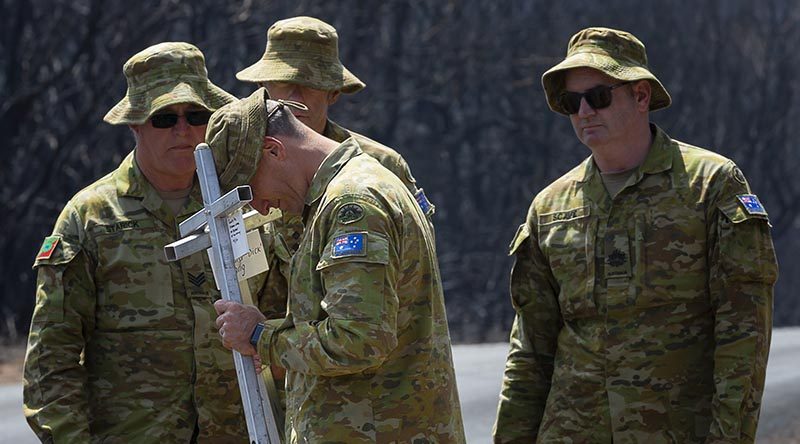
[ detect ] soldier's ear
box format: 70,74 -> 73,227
632,80 -> 651,112
327,90 -> 341,106
262,136 -> 286,160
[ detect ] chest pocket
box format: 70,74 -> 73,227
538,206 -> 597,318
93,220 -> 175,330
636,204 -> 708,307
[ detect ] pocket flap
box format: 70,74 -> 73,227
316,231 -> 390,271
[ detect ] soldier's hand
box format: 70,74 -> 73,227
214,300 -> 266,356
252,354 -> 285,379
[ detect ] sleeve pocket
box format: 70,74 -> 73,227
718,201 -> 770,225
316,231 -> 390,271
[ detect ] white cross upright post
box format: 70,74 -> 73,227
164,143 -> 282,444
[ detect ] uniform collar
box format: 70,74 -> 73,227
322,118 -> 351,143
577,123 -> 674,184
114,150 -> 148,198
303,137 -> 363,218
113,149 -> 204,223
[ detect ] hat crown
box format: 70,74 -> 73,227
104,41 -> 235,125
269,16 -> 338,44
123,42 -> 208,91
567,27 -> 648,68
235,16 -> 365,93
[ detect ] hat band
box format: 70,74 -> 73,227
568,44 -> 648,68
126,73 -> 209,97
264,39 -> 339,60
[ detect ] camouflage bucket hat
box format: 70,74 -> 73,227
206,88 -> 307,193
236,16 -> 365,94
104,42 -> 235,125
542,27 -> 671,115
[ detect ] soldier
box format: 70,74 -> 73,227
236,15 -> 434,216
236,16 -> 437,419
207,89 -> 466,443
23,42 -> 264,442
493,28 -> 778,443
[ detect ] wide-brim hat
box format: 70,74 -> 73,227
205,88 -> 268,194
542,27 -> 671,115
235,16 -> 365,94
104,42 -> 235,125
206,88 -> 307,193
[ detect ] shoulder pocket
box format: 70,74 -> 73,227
316,231 -> 390,271
31,237 -> 81,324
508,224 -> 530,256
718,198 -> 770,224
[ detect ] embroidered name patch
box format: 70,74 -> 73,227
36,235 -> 61,260
538,206 -> 591,225
414,188 -> 433,215
737,194 -> 767,216
331,232 -> 367,258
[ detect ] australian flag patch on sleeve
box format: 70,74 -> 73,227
737,194 -> 767,216
331,232 -> 367,258
414,188 -> 434,215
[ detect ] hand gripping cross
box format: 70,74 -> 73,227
164,143 -> 282,444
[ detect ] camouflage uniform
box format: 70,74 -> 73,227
495,126 -> 777,443
494,28 -> 778,444
258,138 -> 464,443
22,43 -> 269,443
23,153 -> 285,442
237,15 -> 435,221
324,118 -> 435,217
204,90 -> 465,442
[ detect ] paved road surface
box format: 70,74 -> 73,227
3,328 -> 799,443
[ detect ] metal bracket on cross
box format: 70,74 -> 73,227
164,143 -> 282,444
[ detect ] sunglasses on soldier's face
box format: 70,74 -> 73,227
150,110 -> 212,129
559,81 -> 632,114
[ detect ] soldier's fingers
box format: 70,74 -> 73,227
215,313 -> 227,329
213,299 -> 231,315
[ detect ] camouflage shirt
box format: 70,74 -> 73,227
494,125 -> 777,444
23,151 -> 278,443
325,119 -> 435,218
256,138 -> 465,443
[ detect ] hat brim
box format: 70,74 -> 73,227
104,80 -> 235,125
235,56 -> 365,94
541,51 -> 671,115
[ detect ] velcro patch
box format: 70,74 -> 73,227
331,232 -> 367,258
737,194 -> 767,216
538,206 -> 591,225
36,236 -> 61,260
414,188 -> 433,215
338,203 -> 364,224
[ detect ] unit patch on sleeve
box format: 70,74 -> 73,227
331,232 -> 367,258
337,203 -> 364,225
737,194 -> 767,216
36,235 -> 61,260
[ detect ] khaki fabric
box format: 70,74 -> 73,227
104,42 -> 234,125
493,126 -> 777,443
257,139 -> 465,443
542,27 -> 671,115
23,152 -> 285,442
236,16 -> 365,93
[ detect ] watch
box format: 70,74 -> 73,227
250,322 -> 266,347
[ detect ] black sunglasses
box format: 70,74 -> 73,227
150,110 -> 212,129
559,81 -> 632,114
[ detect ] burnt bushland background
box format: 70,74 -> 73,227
2,0 -> 798,343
